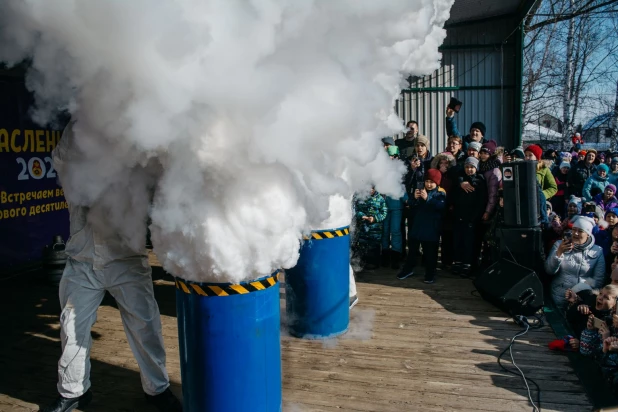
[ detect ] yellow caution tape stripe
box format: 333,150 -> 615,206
175,271 -> 280,297
303,227 -> 350,240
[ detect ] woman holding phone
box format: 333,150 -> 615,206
545,215 -> 606,310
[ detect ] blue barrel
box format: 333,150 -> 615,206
175,271 -> 281,412
285,226 -> 350,339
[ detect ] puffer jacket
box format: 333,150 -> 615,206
593,193 -> 618,212
545,238 -> 605,309
569,162 -> 597,197
409,187 -> 446,242
536,163 -> 558,200
479,157 -> 502,215
608,171 -> 618,187
583,173 -> 609,201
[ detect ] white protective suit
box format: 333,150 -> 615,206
52,124 -> 169,398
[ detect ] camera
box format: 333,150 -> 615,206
448,96 -> 463,113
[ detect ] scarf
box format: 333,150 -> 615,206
479,157 -> 501,174
573,234 -> 593,252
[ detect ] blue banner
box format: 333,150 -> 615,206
0,75 -> 69,269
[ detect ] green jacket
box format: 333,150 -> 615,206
354,191 -> 388,243
536,165 -> 558,200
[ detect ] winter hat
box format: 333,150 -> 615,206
544,149 -> 557,159
606,208 -> 618,218
480,140 -> 497,155
511,146 -> 525,159
468,141 -> 482,152
606,184 -> 617,194
573,215 -> 595,236
568,196 -> 583,214
598,164 -> 610,174
424,169 -> 442,186
587,148 -> 598,156
381,136 -> 395,146
572,153 -> 579,160
611,157 -> 618,166
465,156 -> 479,169
387,145 -> 400,157
559,161 -> 571,170
415,135 -> 429,147
548,335 -> 575,352
575,132 -> 581,137
525,144 -> 543,160
560,151 -> 572,160
599,153 -> 606,160
469,121 -> 486,136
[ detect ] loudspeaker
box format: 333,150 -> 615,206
473,259 -> 544,316
501,161 -> 539,228
497,227 -> 545,272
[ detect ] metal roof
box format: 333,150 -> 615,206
447,0 -> 532,25
583,112 -> 614,131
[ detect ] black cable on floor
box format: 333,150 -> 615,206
498,321 -> 542,412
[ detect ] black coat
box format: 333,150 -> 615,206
452,171 -> 488,223
567,161 -> 597,197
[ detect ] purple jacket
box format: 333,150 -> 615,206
593,193 -> 618,212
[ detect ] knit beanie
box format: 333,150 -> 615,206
468,141 -> 482,152
465,157 -> 479,169
573,216 -> 595,236
612,157 -> 618,166
559,161 -> 571,170
387,145 -> 400,157
568,196 -> 583,214
598,164 -> 610,174
512,146 -> 525,159
607,208 -> 618,218
579,150 -> 587,157
525,144 -> 543,161
415,135 -> 429,147
470,121 -> 486,136
425,169 -> 442,186
480,140 -> 497,155
381,136 -> 395,146
606,184 -> 617,194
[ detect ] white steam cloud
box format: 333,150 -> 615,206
0,0 -> 453,283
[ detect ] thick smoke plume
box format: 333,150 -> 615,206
0,0 -> 453,283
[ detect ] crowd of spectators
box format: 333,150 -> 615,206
350,107 -> 618,393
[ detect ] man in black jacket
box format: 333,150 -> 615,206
568,149 -> 597,197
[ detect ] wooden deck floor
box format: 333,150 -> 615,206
0,256 -> 592,411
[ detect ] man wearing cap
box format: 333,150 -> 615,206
568,148 -> 597,198
545,215 -> 605,309
445,107 -> 487,153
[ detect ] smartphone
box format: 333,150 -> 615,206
416,182 -> 425,191
564,231 -> 572,242
448,97 -> 463,113
593,317 -> 606,329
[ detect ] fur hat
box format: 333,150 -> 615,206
424,169 -> 442,186
468,141 -> 482,152
414,135 -> 429,147
465,157 -> 479,169
470,121 -> 486,136
525,144 -> 543,161
430,152 -> 456,170
573,215 -> 596,236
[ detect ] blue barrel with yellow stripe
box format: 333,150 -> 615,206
285,226 -> 350,339
175,271 -> 281,412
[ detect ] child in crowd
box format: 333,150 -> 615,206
431,152 -> 457,268
583,164 -> 610,201
595,185 -> 618,213
381,145 -> 408,269
452,157 -> 488,276
552,196 -> 582,237
353,187 -> 388,270
397,169 -> 446,284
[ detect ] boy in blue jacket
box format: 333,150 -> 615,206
396,169 -> 446,283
